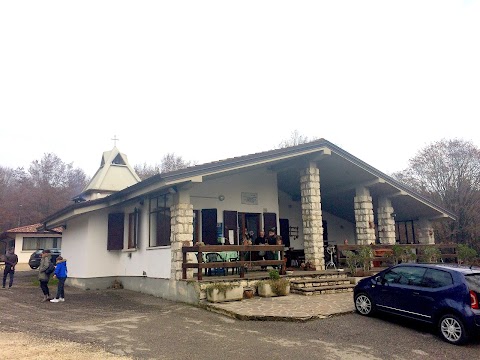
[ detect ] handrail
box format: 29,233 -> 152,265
182,244 -> 286,280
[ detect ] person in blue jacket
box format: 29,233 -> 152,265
50,256 -> 68,303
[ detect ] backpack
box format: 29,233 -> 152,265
45,262 -> 55,275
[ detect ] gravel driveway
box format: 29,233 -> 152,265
2,270 -> 480,360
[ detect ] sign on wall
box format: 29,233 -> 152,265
241,192 -> 258,205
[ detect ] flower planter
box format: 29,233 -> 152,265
257,280 -> 290,297
243,288 -> 254,299
206,284 -> 243,303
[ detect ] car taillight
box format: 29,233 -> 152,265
470,290 -> 479,309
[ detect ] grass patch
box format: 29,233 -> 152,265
32,278 -> 59,287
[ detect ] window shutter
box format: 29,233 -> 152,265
263,212 -> 277,233
108,213 -> 125,250
223,210 -> 238,245
201,209 -> 217,245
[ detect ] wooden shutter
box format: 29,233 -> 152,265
201,209 -> 217,245
279,218 -> 290,247
156,211 -> 171,246
223,210 -> 238,245
108,213 -> 124,250
263,212 -> 277,233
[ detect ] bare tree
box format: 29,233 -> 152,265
134,153 -> 196,180
278,130 -> 317,148
134,163 -> 161,181
0,154 -> 88,232
392,139 -> 480,247
160,153 -> 195,173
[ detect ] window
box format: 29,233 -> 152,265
465,274 -> 480,293
108,213 -> 125,250
22,237 -> 62,251
423,269 -> 453,288
384,266 -> 426,286
128,209 -> 139,249
149,194 -> 172,247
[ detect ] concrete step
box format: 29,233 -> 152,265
290,273 -> 348,281
291,284 -> 356,296
290,278 -> 353,288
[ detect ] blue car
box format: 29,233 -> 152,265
354,263 -> 480,345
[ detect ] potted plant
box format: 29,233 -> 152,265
344,250 -> 359,275
257,270 -> 290,297
243,287 -> 254,299
205,283 -> 243,303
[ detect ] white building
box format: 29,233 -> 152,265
41,139 -> 455,303
0,223 -> 63,264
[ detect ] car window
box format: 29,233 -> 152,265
465,274 -> 480,293
384,266 -> 426,286
383,269 -> 401,283
422,269 -> 453,288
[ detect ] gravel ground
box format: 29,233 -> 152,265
3,269 -> 480,360
0,331 -> 130,360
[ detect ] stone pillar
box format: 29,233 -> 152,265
416,219 -> 435,244
300,162 -> 324,270
354,187 -> 376,245
170,202 -> 194,280
377,197 -> 396,245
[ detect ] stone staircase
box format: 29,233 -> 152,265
290,272 -> 356,296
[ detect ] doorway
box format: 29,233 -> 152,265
238,213 -> 261,243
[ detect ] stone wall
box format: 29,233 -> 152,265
354,188 -> 376,245
377,197 -> 396,245
300,163 -> 324,270
170,203 -> 194,280
416,219 -> 435,244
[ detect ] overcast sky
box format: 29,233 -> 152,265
1,1 -> 479,178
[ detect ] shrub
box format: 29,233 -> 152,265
344,250 -> 359,275
458,244 -> 478,265
420,246 -> 442,263
268,269 -> 280,280
205,282 -> 238,298
358,246 -> 373,272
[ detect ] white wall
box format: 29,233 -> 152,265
278,190 -> 356,249
15,233 -> 62,264
190,167 -> 280,238
322,212 -> 356,245
278,190 -> 304,249
63,204 -> 171,280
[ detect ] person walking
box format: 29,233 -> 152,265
2,247 -> 18,289
38,249 -> 53,301
50,256 -> 67,303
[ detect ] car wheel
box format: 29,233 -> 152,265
438,314 -> 468,345
30,265 -> 38,269
355,293 -> 374,316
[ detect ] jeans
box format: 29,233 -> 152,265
40,280 -> 50,296
55,277 -> 66,299
3,267 -> 14,288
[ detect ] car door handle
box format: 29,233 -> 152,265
412,292 -> 420,296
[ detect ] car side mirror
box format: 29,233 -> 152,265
375,276 -> 385,285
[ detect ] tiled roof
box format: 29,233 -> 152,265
4,223 -> 63,234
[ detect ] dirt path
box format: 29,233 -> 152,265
1,331 -> 130,360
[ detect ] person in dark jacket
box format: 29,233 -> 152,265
254,230 -> 267,269
2,247 -> 18,289
38,249 -> 52,302
50,256 -> 68,303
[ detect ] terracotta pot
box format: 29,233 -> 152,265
243,288 -> 254,299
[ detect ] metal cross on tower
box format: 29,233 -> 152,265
111,135 -> 119,146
